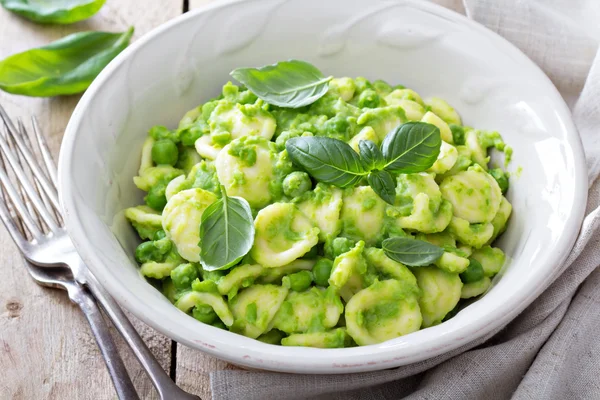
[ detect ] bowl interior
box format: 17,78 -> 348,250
59,0 -> 586,373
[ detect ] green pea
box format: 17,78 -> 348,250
327,237 -> 355,258
353,77 -> 373,95
357,89 -> 381,108
282,171 -> 312,198
135,241 -> 162,264
179,124 -> 204,146
460,258 -> 485,283
170,263 -> 199,289
489,168 -> 509,194
313,258 -> 334,287
449,124 -> 465,145
153,230 -> 167,241
152,139 -> 179,166
283,270 -> 312,292
149,125 -> 179,143
372,80 -> 392,96
145,183 -> 167,211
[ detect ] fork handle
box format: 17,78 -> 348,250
69,284 -> 140,400
81,272 -> 200,400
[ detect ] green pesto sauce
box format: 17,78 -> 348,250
127,75 -> 514,349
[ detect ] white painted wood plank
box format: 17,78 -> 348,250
0,1 -> 181,398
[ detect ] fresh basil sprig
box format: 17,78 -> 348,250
0,28 -> 133,97
230,60 -> 332,108
382,237 -> 444,266
199,186 -> 255,271
286,122 -> 442,205
285,136 -> 367,187
367,170 -> 396,205
0,0 -> 106,24
381,122 -> 442,173
359,139 -> 385,170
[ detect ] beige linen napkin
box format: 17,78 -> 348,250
211,1 -> 600,398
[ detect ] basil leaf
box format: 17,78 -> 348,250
0,0 -> 105,24
286,136 -> 367,187
381,122 -> 441,173
0,28 -> 133,97
230,60 -> 332,108
382,237 -> 444,267
199,187 -> 255,271
367,170 -> 396,205
359,140 -> 384,170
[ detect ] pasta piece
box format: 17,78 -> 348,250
428,141 -> 458,174
465,129 -> 488,170
340,186 -> 387,245
194,135 -> 220,160
281,328 -> 348,348
447,217 -> 494,248
385,88 -> 425,105
125,205 -> 163,240
138,137 -> 155,174
461,276 -> 491,299
209,100 -> 276,144
439,168 -> 502,224
425,97 -> 462,125
258,259 -> 316,284
215,136 -> 275,208
296,183 -> 343,242
363,247 -> 418,285
345,279 -> 422,345
434,252 -> 470,274
348,126 -> 378,153
412,266 -> 462,328
229,284 -> 289,338
328,77 -> 356,102
165,175 -> 186,201
356,105 -> 407,141
421,111 -> 453,144
385,91 -> 426,121
217,264 -> 264,299
487,196 -> 512,244
470,245 -> 506,277
251,203 -> 320,268
176,291 -> 234,326
270,287 -> 343,334
133,165 -> 184,192
389,173 -> 453,234
329,241 -> 368,302
162,188 -> 217,262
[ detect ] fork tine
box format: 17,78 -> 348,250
20,119 -> 63,225
0,121 -> 59,233
14,120 -> 49,231
0,104 -> 60,211
0,193 -> 33,251
30,116 -> 58,187
0,162 -> 43,239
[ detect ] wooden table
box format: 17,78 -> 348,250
0,0 -> 464,398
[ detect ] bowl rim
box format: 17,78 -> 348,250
58,0 -> 588,373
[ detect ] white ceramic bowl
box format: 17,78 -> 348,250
58,0 -> 587,373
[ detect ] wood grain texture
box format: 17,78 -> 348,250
0,1 -> 181,398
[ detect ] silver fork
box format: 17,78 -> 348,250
0,122 -> 139,400
0,105 -> 200,400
